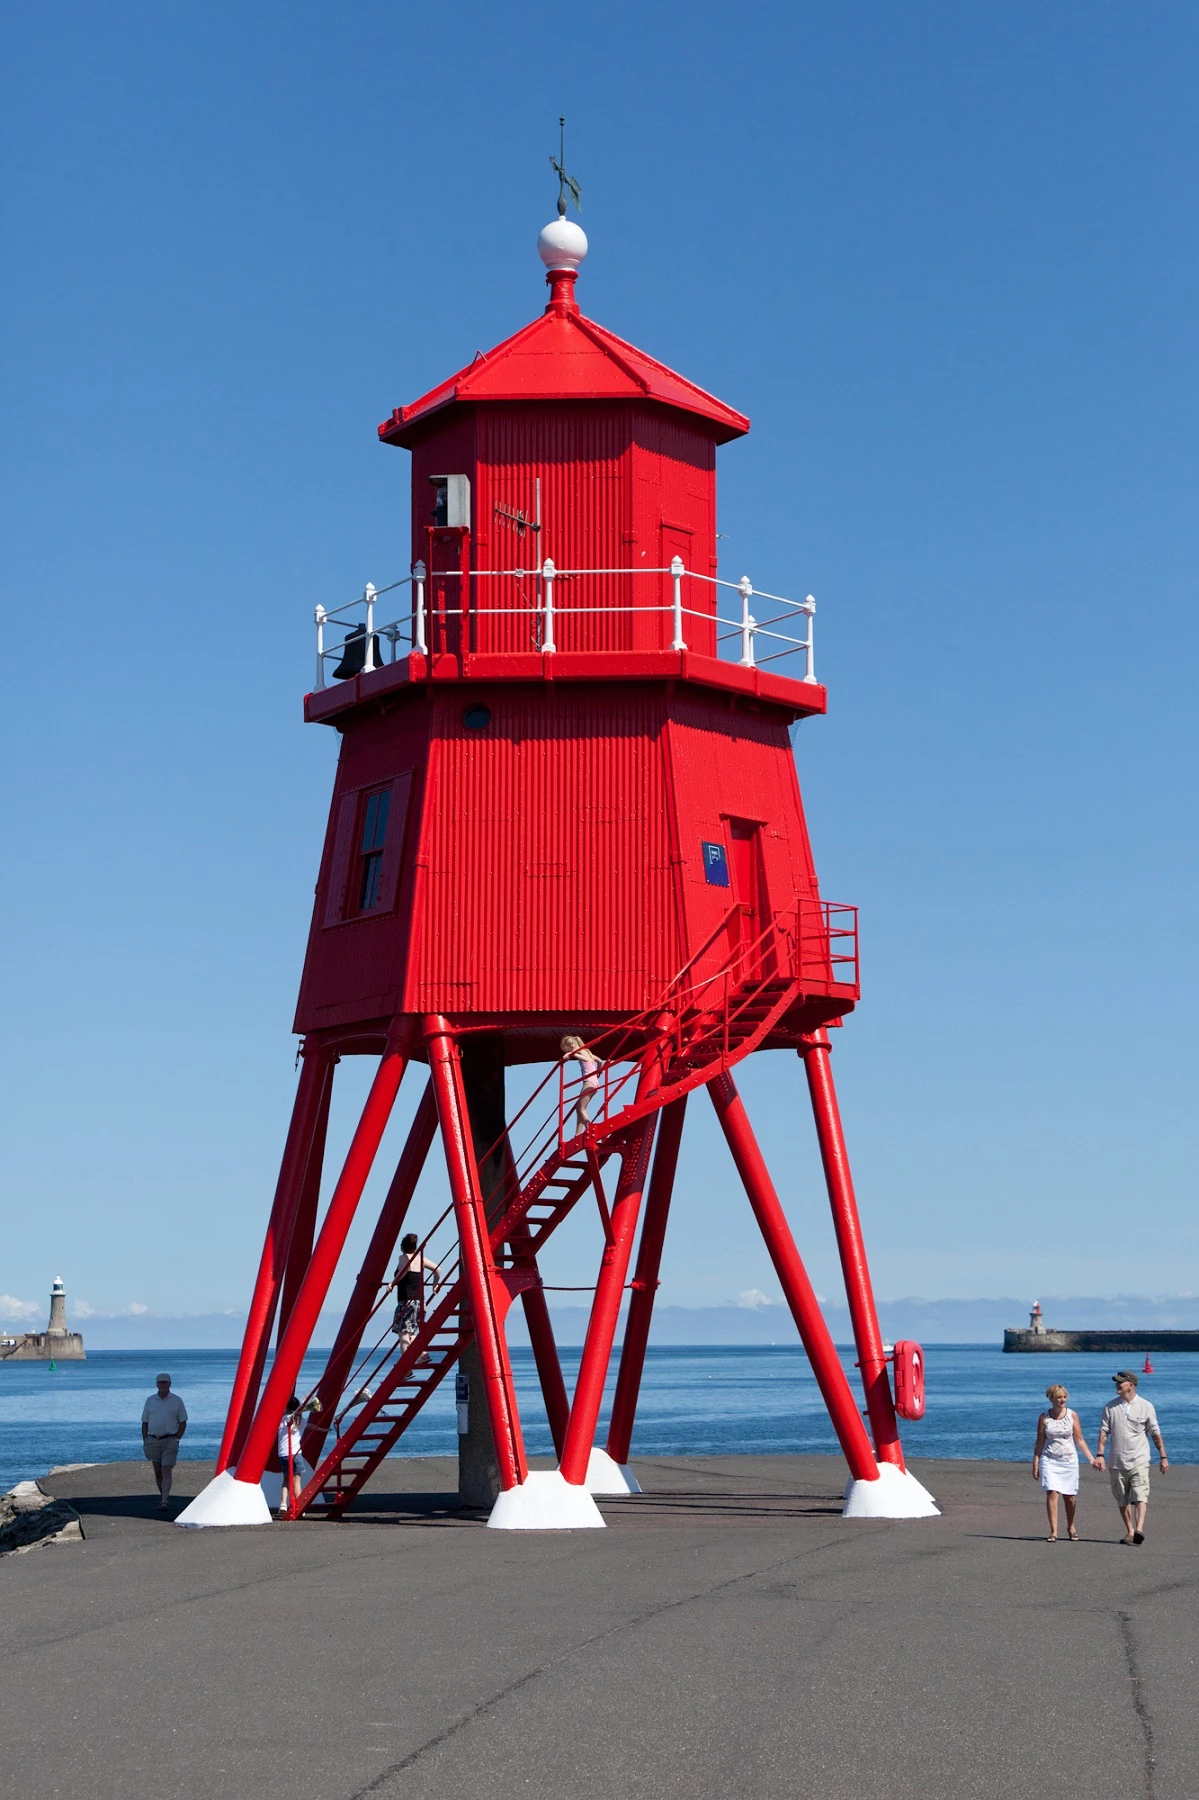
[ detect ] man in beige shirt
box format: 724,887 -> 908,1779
1094,1371 -> 1167,1545
141,1373 -> 188,1514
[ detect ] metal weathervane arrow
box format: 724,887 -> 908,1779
549,115 -> 581,217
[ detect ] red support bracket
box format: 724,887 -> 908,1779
586,1143 -> 614,1244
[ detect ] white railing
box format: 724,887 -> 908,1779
313,560 -> 816,690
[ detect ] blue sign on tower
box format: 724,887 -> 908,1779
702,841 -> 730,887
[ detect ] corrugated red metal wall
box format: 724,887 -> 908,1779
476,404 -> 629,654
662,697 -> 821,989
294,683 -> 823,1034
404,402 -> 720,659
293,702 -> 431,1033
299,365 -> 820,1035
631,413 -> 718,656
410,413 -> 477,658
408,686 -> 677,1014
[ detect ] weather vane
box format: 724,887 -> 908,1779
549,115 -> 581,219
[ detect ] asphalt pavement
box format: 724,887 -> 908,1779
2,1453 -> 1193,1799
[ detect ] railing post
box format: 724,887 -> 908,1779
670,555 -> 687,651
542,557 -> 556,654
803,593 -> 817,684
738,576 -> 755,666
413,561 -> 427,657
314,606 -> 326,691
363,583 -> 376,674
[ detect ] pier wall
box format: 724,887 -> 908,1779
1004,1328 -> 1199,1354
0,1332 -> 86,1362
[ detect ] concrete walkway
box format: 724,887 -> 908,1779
3,1455 -> 1194,1799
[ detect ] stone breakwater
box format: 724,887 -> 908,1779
0,1481 -> 86,1556
0,1330 -> 86,1361
1004,1327 -> 1199,1353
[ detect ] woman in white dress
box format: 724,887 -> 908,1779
1032,1383 -> 1097,1541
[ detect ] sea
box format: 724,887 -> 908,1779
2,1344 -> 1195,1495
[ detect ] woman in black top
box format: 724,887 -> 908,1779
392,1232 -> 442,1350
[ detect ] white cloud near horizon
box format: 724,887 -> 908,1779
737,1288 -> 827,1310
738,1289 -> 780,1311
74,1300 -> 150,1320
0,1294 -> 41,1321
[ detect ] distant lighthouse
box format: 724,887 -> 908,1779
0,1277 -> 86,1362
48,1275 -> 69,1337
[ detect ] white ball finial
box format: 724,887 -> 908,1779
538,217 -> 588,273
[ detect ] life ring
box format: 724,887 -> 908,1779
892,1339 -> 925,1420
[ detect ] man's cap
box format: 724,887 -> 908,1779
1113,1370 -> 1139,1384
156,1372 -> 171,1383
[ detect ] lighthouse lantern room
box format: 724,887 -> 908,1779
179,193 -> 935,1530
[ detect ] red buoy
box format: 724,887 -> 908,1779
1143,1356 -> 1154,1374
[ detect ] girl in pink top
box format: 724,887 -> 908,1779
560,1035 -> 601,1135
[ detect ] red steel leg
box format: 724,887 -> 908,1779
707,1071 -> 879,1483
233,1030 -> 411,1486
302,1080 -> 438,1467
501,1134 -> 569,1457
276,1063 -> 333,1340
606,1095 -> 687,1465
559,1054 -> 663,1488
800,1030 -> 904,1469
217,1045 -> 334,1474
425,1016 -> 527,1492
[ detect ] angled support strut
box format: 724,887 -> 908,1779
233,1027 -> 412,1487
800,1030 -> 904,1469
559,1037 -> 667,1487
302,1080 -> 440,1468
217,1043 -> 335,1474
606,1095 -> 687,1466
424,1015 -> 527,1493
707,1070 -> 879,1484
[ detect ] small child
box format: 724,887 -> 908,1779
278,1393 -> 321,1515
560,1035 -> 601,1136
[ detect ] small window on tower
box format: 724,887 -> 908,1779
355,788 -> 392,913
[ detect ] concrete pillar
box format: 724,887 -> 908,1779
457,1035 -> 509,1509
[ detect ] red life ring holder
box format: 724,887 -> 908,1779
892,1339 -> 925,1420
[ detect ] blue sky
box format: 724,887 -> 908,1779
2,3 -> 1196,1331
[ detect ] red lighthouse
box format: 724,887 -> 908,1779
180,204 -> 935,1528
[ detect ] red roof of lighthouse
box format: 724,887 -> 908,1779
378,295 -> 750,448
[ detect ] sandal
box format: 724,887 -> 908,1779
1067,1528 -> 1079,1540
1046,1533 -> 1057,1542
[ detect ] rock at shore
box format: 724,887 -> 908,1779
0,1482 -> 86,1557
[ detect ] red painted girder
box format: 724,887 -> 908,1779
292,969 -> 801,1514
293,1141 -> 627,1516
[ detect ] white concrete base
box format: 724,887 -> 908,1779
585,1448 -> 642,1495
486,1471 -> 606,1531
842,1462 -> 940,1520
259,1469 -> 284,1512
174,1470 -> 274,1529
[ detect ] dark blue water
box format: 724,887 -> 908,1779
2,1345 -> 1194,1492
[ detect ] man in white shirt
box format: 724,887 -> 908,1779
141,1373 -> 188,1514
1094,1370 -> 1167,1546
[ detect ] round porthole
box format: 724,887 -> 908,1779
463,704 -> 492,731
